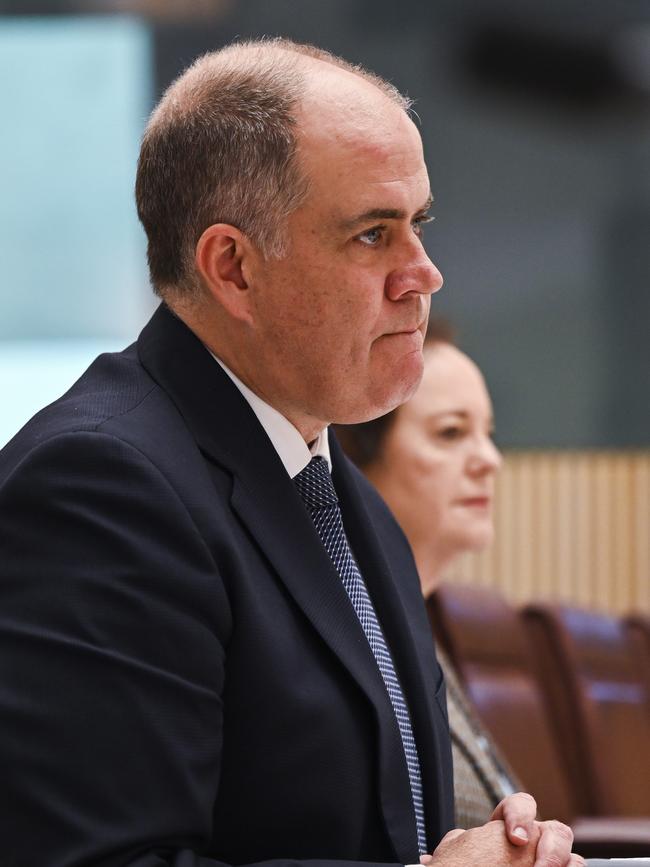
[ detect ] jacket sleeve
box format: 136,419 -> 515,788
0,431 -> 403,867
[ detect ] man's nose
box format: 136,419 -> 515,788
385,247 -> 443,301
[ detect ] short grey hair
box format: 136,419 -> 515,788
135,37 -> 412,300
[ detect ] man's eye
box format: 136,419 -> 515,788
413,215 -> 433,237
357,227 -> 383,246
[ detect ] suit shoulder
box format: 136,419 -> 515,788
0,343 -> 196,471
3,344 -> 152,445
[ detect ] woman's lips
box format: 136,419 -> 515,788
458,496 -> 491,508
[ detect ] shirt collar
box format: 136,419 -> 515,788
208,350 -> 331,479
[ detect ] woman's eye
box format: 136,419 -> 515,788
438,426 -> 463,441
357,227 -> 383,246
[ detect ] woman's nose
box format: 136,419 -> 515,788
468,436 -> 502,475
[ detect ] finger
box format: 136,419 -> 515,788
419,855 -> 433,865
491,792 -> 538,846
533,819 -> 574,867
569,856 -> 586,867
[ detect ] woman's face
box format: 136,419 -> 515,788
370,342 -> 501,580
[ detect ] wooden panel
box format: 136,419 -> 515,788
446,451 -> 650,614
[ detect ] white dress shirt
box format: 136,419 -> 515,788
209,351 -> 331,477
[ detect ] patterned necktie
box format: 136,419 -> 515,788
294,455 -> 427,855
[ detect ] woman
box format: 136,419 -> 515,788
335,318 -> 519,830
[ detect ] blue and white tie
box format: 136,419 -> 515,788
294,455 -> 427,855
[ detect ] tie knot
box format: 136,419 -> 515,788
293,456 -> 338,510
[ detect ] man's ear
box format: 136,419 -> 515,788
195,224 -> 255,323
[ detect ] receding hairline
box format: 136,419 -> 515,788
147,37 -> 412,130
234,37 -> 412,107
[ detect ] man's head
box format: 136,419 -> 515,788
135,38 -> 409,299
136,39 -> 443,439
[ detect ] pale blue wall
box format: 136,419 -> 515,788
0,16 -> 153,446
2,5 -> 648,447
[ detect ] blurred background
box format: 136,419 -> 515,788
1,0 -> 648,612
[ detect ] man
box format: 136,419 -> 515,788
0,39 -> 581,867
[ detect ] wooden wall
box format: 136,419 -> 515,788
446,450 -> 650,614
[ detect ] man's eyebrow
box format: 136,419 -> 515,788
338,194 -> 433,231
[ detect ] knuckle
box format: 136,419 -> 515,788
440,828 -> 465,847
548,821 -> 573,841
542,819 -> 566,833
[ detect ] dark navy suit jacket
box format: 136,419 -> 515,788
0,304 -> 453,867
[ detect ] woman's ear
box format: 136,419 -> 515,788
195,224 -> 254,323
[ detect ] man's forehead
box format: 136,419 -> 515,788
293,76 -> 430,230
298,62 -> 416,145
297,112 -> 428,195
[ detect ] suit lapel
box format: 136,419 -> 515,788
331,433 -> 455,848
138,305 -> 424,861
230,473 -> 421,863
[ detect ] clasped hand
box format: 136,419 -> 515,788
420,792 -> 584,867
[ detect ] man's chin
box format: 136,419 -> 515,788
333,366 -> 424,426
380,354 -> 425,411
